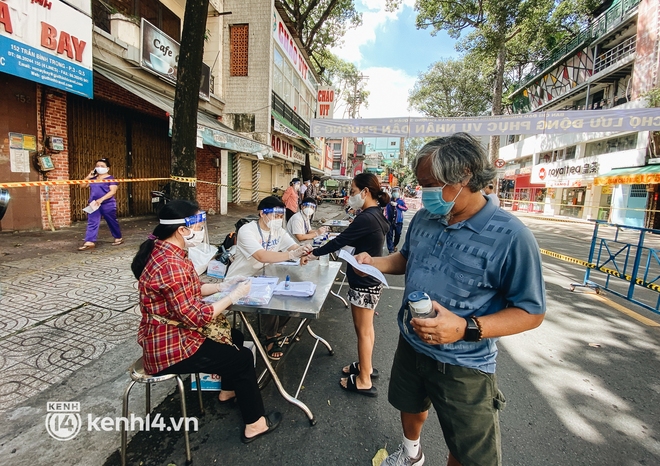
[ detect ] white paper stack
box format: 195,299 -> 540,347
273,281 -> 317,297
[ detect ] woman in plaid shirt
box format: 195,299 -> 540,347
131,200 -> 281,443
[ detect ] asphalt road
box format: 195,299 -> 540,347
106,211 -> 660,466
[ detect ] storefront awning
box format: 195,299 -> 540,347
95,66 -> 270,157
594,165 -> 660,186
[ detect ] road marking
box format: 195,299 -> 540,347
589,293 -> 660,327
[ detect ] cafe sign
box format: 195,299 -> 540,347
141,19 -> 211,101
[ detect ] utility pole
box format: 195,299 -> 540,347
346,74 -> 368,119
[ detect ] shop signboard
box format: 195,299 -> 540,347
271,133 -> 305,165
141,19 -> 210,101
0,0 -> 93,97
533,159 -> 601,185
272,9 -> 314,92
316,86 -> 335,119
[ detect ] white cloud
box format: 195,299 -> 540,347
328,1 -> 424,118
331,0 -> 415,64
359,66 -> 423,118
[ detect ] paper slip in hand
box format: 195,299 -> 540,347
338,249 -> 389,287
82,204 -> 100,214
273,281 -> 316,297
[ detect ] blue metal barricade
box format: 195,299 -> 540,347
572,220 -> 660,313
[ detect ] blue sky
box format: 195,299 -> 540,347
330,0 -> 460,118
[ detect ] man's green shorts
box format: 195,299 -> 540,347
388,336 -> 507,466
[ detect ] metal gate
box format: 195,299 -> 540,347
129,117 -> 171,216
68,96 -> 170,221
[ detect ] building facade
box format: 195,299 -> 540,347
501,0 -> 659,227
0,0 -> 277,232
221,0 -> 320,203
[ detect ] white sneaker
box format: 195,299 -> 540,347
380,444 -> 425,466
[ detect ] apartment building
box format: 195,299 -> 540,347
500,0 -> 659,227
221,0 -> 322,202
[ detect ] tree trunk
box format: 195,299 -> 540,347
489,44 -> 507,163
170,0 -> 210,201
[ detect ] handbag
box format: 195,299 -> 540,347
149,312 -> 233,346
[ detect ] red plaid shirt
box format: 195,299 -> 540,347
137,240 -> 215,374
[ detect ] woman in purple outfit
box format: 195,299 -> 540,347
78,158 -> 123,250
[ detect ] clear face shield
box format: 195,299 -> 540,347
301,202 -> 316,217
160,211 -> 208,248
261,207 -> 285,231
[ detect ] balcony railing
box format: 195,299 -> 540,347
513,0 -> 640,95
594,35 -> 636,73
272,92 -> 310,137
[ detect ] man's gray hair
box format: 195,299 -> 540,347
412,133 -> 497,192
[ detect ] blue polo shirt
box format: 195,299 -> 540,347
398,196 -> 546,373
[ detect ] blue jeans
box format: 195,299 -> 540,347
386,222 -> 403,253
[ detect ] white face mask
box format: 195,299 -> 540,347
302,207 -> 315,217
348,190 -> 365,210
182,227 -> 205,248
96,167 -> 109,174
267,218 -> 283,232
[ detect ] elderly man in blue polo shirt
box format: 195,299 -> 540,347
357,133 -> 546,466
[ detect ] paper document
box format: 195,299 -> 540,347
237,276 -> 279,306
273,281 -> 316,297
82,204 -> 100,214
338,249 -> 389,287
202,276 -> 279,306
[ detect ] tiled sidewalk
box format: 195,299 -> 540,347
0,202 -> 346,412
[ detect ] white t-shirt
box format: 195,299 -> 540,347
287,211 -> 312,243
225,221 -> 297,279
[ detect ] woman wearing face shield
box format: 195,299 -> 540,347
225,196 -> 312,360
78,158 -> 123,250
131,200 -> 282,443
308,173 -> 390,396
286,197 -> 329,243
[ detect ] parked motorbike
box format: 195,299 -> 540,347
0,188 -> 10,221
150,183 -> 171,215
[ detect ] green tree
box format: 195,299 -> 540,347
315,51 -> 369,118
277,0 -> 362,56
170,0 -> 210,200
409,57 -> 491,117
389,0 -> 594,161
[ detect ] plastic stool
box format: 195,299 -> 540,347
121,357 -> 204,466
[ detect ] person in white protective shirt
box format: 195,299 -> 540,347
225,196 -> 311,360
286,198 -> 329,244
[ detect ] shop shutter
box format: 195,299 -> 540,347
68,97 -> 127,221
258,162 -> 273,202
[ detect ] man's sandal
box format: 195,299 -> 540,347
78,243 -> 95,251
112,238 -> 124,246
342,361 -> 379,379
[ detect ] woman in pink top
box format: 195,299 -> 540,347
282,177 -> 300,221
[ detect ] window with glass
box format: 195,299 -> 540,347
272,45 -> 316,123
584,134 -> 638,157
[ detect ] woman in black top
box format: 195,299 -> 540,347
311,173 -> 390,396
